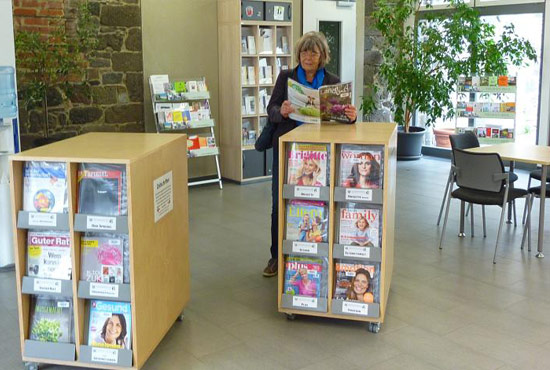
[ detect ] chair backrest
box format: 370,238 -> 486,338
450,131 -> 480,151
453,148 -> 505,193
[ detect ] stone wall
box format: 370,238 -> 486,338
13,0 -> 144,149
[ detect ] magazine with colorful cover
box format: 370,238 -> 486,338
285,200 -> 328,242
27,231 -> 72,280
88,300 -> 132,350
338,145 -> 383,189
333,262 -> 379,303
287,78 -> 353,123
81,234 -> 124,284
23,161 -> 68,213
29,295 -> 74,343
286,142 -> 329,186
78,163 -> 127,216
337,203 -> 381,247
283,256 -> 324,298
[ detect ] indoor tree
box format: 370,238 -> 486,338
362,0 -> 537,132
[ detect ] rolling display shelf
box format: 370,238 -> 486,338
9,133 -> 190,370
278,123 -> 397,333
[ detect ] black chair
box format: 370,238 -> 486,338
439,148 -> 528,263
521,167 -> 550,224
521,185 -> 550,251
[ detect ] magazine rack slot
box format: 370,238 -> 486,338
79,345 -> 133,367
17,211 -> 70,230
281,294 -> 328,312
22,276 -> 73,297
282,240 -> 329,257
74,214 -> 129,234
333,244 -> 382,262
282,184 -> 330,201
334,187 -> 383,204
78,281 -> 131,302
24,340 -> 76,362
331,300 -> 380,319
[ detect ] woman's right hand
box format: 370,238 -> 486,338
280,100 -> 294,118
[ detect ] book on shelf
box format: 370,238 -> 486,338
241,36 -> 248,54
259,28 -> 273,54
338,145 -> 383,189
78,163 -> 127,216
247,35 -> 256,54
281,35 -> 289,54
285,199 -> 328,242
258,89 -> 269,114
186,80 -> 198,93
242,120 -> 253,146
337,203 -> 381,247
286,142 -> 329,186
241,66 -> 248,85
27,231 -> 72,280
173,81 -> 187,93
30,295 -> 74,343
247,66 -> 255,85
334,262 -> 379,303
244,95 -> 256,115
81,234 -> 125,284
458,75 -> 516,90
188,135 -> 217,151
23,161 -> 68,214
88,300 -> 132,350
287,78 -> 353,123
283,256 -> 325,298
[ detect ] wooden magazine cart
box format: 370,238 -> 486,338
277,123 -> 396,332
9,133 -> 190,369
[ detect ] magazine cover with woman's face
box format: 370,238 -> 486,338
338,145 -> 383,189
286,142 -> 329,187
88,300 -> 132,350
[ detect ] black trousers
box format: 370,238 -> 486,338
270,142 -> 279,259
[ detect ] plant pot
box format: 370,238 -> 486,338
433,128 -> 455,148
397,126 -> 426,160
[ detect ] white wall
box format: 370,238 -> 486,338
0,0 -> 16,67
538,0 -> 550,145
302,0 -> 357,103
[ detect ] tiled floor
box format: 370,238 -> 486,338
2,156 -> 550,370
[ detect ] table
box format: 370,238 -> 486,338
469,143 -> 550,258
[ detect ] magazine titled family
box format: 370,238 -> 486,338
287,78 -> 353,124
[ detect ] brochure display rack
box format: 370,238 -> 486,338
277,123 -> 396,333
218,0 -> 293,182
9,133 -> 190,370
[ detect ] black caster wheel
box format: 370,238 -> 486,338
24,362 -> 39,370
286,313 -> 296,321
368,322 -> 381,333
176,311 -> 185,322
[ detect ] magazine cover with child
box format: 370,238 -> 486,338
334,262 -> 379,303
338,145 -> 383,189
286,142 -> 329,186
88,300 -> 132,350
283,256 -> 324,298
285,200 -> 328,242
338,203 -> 381,247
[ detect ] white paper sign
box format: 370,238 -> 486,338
28,212 -> 57,227
342,301 -> 369,316
154,171 -> 173,223
90,282 -> 119,298
91,347 -> 119,364
344,245 -> 370,259
273,5 -> 285,20
294,186 -> 320,199
87,215 -> 117,231
292,242 -> 318,255
34,278 -> 62,294
292,296 -> 318,309
346,188 -> 373,202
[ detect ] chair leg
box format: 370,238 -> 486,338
459,201 -> 466,237
437,169 -> 453,226
439,183 -> 454,250
482,205 -> 487,237
528,194 -> 534,252
521,196 -> 531,250
494,188 -> 510,264
522,177 -> 532,224
466,202 -> 471,218
470,204 -> 475,237
513,200 -> 517,227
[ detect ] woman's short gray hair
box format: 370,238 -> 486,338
295,31 -> 331,68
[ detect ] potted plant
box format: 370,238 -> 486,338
362,0 -> 536,159
14,2 -> 97,147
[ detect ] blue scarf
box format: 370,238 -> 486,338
295,65 -> 325,126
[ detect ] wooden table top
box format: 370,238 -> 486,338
468,142 -> 550,166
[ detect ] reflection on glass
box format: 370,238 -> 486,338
319,21 -> 341,77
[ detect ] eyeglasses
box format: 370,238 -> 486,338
300,50 -> 321,59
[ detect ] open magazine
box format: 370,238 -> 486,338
287,78 -> 352,124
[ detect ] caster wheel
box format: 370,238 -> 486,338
24,362 -> 39,370
368,322 -> 381,333
176,311 -> 185,322
286,313 -> 296,321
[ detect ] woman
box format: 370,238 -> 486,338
263,31 -> 357,277
293,158 -> 323,186
94,313 -> 128,349
289,267 -> 317,297
343,152 -> 381,189
346,268 -> 374,303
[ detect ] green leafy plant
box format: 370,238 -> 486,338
362,0 -> 536,132
14,1 -> 97,138
31,318 -> 62,343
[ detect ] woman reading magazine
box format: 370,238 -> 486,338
263,31 -> 357,277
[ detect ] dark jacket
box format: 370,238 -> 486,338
267,66 -> 342,148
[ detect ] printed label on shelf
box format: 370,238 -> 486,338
28,212 -> 57,227
90,283 -> 119,298
342,301 -> 369,316
294,186 -> 320,199
292,242 -> 318,255
87,215 -> 116,231
273,5 -> 285,20
292,296 -> 318,309
153,171 -> 173,223
345,188 -> 373,202
344,245 -> 370,259
34,278 -> 62,294
91,347 -> 119,364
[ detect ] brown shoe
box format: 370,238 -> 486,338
263,258 -> 278,277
